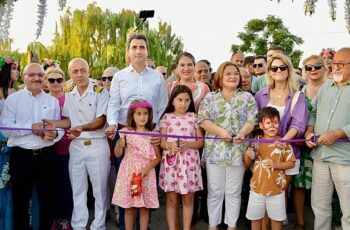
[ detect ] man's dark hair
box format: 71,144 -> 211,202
255,55 -> 267,62
127,33 -> 149,50
258,106 -> 280,123
268,45 -> 286,54
244,56 -> 255,66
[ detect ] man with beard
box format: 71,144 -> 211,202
305,47 -> 350,230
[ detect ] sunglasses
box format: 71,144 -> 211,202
101,76 -> 113,82
47,78 -> 64,84
304,63 -> 323,72
161,72 -> 166,76
270,65 -> 288,72
253,63 -> 264,68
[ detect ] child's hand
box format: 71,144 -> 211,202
141,168 -> 151,177
245,148 -> 255,160
273,141 -> 287,151
167,141 -> 181,152
262,158 -> 275,169
150,130 -> 161,145
118,134 -> 126,148
178,140 -> 190,150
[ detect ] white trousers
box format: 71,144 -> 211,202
69,138 -> 111,230
311,160 -> 350,230
206,163 -> 245,228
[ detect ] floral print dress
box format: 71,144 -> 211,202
159,112 -> 203,194
112,128 -> 159,208
198,90 -> 258,166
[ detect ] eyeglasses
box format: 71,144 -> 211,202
101,76 -> 113,82
26,72 -> 45,78
47,78 -> 64,84
304,63 -> 323,72
161,72 -> 166,76
331,62 -> 350,70
270,65 -> 288,72
253,63 -> 264,68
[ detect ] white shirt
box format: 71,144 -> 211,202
0,88 -> 63,149
267,103 -> 286,119
107,65 -> 168,127
63,81 -> 109,139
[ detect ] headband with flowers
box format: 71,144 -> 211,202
129,98 -> 152,110
0,56 -> 18,70
40,58 -> 60,70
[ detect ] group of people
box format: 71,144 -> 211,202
0,33 -> 349,230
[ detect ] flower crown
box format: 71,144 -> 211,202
320,48 -> 336,59
40,58 -> 60,70
0,56 -> 18,69
129,98 -> 152,110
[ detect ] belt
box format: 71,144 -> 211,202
15,146 -> 52,156
74,139 -> 93,146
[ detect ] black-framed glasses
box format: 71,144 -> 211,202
253,63 -> 264,68
304,63 -> 323,72
161,72 -> 166,76
101,76 -> 113,82
47,78 -> 64,84
270,65 -> 288,72
331,62 -> 350,70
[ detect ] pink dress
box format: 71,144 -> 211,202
159,112 -> 203,194
112,128 -> 159,208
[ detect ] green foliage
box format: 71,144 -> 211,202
45,3 -> 183,78
231,15 -> 304,67
1,3 -> 183,79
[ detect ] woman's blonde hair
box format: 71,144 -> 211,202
302,55 -> 328,79
45,66 -> 65,79
266,53 -> 298,93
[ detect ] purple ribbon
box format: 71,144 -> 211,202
0,126 -> 349,143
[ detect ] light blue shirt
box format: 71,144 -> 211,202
308,80 -> 350,165
107,65 -> 168,127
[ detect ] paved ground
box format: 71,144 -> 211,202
100,191 -> 317,230
88,169 -> 343,230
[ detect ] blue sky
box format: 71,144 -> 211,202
8,0 -> 349,69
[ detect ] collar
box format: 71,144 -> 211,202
127,64 -> 149,74
330,80 -> 350,87
24,87 -> 44,97
70,79 -> 95,95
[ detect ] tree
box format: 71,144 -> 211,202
47,3 -> 184,78
231,15 -> 303,67
273,0 -> 350,34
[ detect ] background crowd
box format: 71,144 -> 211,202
0,33 -> 349,230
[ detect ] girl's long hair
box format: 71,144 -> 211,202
161,85 -> 196,119
126,107 -> 154,131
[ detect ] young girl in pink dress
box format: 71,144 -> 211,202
159,85 -> 204,230
112,98 -> 161,230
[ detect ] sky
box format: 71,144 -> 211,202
7,0 -> 350,70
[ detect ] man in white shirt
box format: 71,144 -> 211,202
105,33 -> 168,138
0,63 -> 63,230
50,58 -> 110,230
